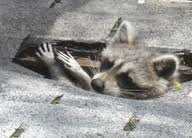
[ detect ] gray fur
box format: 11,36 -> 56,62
37,21 -> 179,99
93,21 -> 179,99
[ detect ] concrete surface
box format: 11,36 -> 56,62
0,0 -> 192,137
1,63 -> 192,138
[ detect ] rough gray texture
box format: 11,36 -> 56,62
0,0 -> 192,137
1,63 -> 192,138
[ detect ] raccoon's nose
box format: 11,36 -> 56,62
91,79 -> 105,93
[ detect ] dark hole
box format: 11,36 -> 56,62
13,35 -> 105,78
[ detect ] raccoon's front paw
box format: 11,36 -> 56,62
36,43 -> 56,65
56,50 -> 91,90
56,50 -> 83,73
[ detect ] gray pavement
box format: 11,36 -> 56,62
0,0 -> 192,137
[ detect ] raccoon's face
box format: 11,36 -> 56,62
91,21 -> 179,99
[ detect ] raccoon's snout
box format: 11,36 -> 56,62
91,79 -> 105,93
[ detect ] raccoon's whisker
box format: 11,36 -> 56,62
120,91 -> 147,99
104,88 -> 144,98
120,88 -> 148,92
104,88 -> 147,97
126,89 -> 147,92
121,91 -> 140,96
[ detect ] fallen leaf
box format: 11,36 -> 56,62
51,94 -> 64,104
175,82 -> 183,90
123,115 -> 139,132
10,123 -> 27,138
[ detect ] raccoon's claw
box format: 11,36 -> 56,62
56,50 -> 82,72
36,42 -> 55,65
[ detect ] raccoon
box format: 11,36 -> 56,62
36,21 -> 179,99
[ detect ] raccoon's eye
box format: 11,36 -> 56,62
116,73 -> 137,89
100,60 -> 114,71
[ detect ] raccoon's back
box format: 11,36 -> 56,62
102,45 -> 161,63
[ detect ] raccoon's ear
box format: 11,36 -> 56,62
152,55 -> 179,79
112,21 -> 137,45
